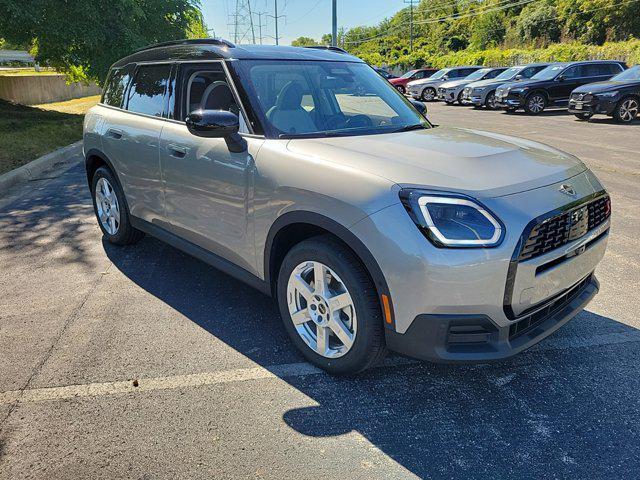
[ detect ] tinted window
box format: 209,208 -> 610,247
485,69 -> 503,79
562,66 -> 582,79
102,67 -> 133,107
604,63 -> 622,75
126,64 -> 172,117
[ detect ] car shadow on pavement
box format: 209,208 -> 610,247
104,235 -> 640,479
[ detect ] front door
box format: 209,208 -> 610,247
550,65 -> 582,105
159,62 -> 260,273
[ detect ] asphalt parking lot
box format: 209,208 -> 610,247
1,102 -> 639,479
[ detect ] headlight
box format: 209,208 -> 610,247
511,86 -> 529,93
597,91 -> 618,98
400,190 -> 504,248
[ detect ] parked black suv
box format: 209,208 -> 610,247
495,61 -> 626,114
568,65 -> 640,123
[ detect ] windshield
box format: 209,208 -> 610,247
532,65 -> 565,80
463,69 -> 489,81
494,67 -> 520,81
612,65 -> 640,81
401,70 -> 418,79
233,60 -> 430,139
429,69 -> 448,80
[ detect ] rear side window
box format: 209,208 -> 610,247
102,67 -> 133,107
126,64 -> 172,117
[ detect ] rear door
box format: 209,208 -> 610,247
101,63 -> 173,223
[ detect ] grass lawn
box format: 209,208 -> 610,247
0,95 -> 100,175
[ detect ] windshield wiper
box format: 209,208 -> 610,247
393,124 -> 427,132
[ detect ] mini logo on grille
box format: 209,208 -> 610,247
559,184 -> 576,196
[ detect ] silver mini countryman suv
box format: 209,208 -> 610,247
84,39 -> 611,374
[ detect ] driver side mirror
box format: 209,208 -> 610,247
443,75 -> 449,81
186,109 -> 247,153
557,75 -> 565,82
409,98 -> 428,117
514,74 -> 523,81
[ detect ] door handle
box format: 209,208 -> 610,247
167,144 -> 188,158
106,128 -> 124,140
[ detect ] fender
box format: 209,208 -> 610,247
84,148 -> 123,189
264,211 -> 396,328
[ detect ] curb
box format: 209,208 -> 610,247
0,141 -> 83,195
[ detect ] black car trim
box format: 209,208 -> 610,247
502,189 -> 608,320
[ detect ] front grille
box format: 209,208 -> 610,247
509,274 -> 592,339
571,93 -> 593,102
518,195 -> 610,262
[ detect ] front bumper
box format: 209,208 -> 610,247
568,97 -> 617,116
495,92 -> 525,109
385,275 -> 599,362
439,88 -> 458,102
349,170 -> 609,363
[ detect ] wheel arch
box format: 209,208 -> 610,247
85,149 -> 123,192
264,211 -> 395,327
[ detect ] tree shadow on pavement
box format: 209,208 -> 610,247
104,235 -> 640,479
0,164 -> 97,271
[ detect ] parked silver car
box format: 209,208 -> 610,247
84,40 -> 610,374
407,66 -> 482,101
461,64 -> 550,108
437,67 -> 507,104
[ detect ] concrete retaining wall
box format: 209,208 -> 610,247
0,75 -> 101,105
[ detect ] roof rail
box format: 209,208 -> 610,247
303,45 -> 348,54
132,38 -> 236,54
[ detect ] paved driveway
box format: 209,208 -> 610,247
0,103 -> 639,479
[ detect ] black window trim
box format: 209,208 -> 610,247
98,60 -> 259,137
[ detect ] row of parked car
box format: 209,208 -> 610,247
388,61 -> 640,123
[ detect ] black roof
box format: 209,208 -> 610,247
112,38 -> 363,68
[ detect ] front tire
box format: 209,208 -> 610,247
421,87 -> 436,102
396,85 -> 406,94
524,92 -> 547,115
485,91 -> 497,109
613,96 -> 639,123
91,167 -> 144,245
574,112 -> 592,121
277,236 -> 386,375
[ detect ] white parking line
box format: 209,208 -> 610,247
1,330 -> 638,406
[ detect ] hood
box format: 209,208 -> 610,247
440,79 -> 469,89
388,77 -> 404,85
499,78 -> 546,91
286,127 -> 586,199
572,80 -> 639,94
467,77 -> 513,89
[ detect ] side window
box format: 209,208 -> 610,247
562,66 -> 581,79
485,69 -> 501,79
604,64 -> 622,75
126,64 -> 172,117
415,71 -> 428,79
102,67 -> 133,108
185,68 -> 239,118
448,70 -> 461,78
528,66 -> 546,77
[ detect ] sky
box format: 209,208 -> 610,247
200,0 -> 407,46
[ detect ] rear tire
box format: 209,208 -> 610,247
91,167 -> 144,245
524,92 -> 547,115
277,235 -> 386,375
613,96 -> 639,123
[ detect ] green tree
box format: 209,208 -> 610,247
515,1 -> 561,46
0,0 -> 206,83
470,11 -> 507,49
291,36 -> 319,47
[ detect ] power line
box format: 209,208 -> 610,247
404,0 -> 418,52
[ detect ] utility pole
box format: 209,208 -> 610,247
404,0 -> 418,52
266,0 -> 285,45
331,0 -> 337,47
255,11 -> 267,45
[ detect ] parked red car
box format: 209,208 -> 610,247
389,68 -> 438,94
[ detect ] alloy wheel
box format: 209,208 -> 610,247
95,177 -> 120,235
286,261 -> 357,358
528,94 -> 545,114
619,98 -> 639,122
422,88 -> 435,101
486,92 -> 496,109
